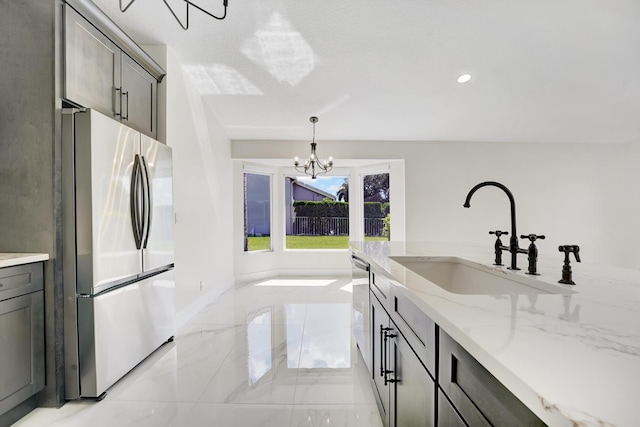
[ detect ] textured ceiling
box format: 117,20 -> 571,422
92,0 -> 640,143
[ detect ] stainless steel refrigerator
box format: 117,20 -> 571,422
62,108 -> 175,399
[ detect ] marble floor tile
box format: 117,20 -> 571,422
179,403 -> 294,427
15,401 -> 194,427
13,277 -> 381,427
290,405 -> 384,427
107,324 -> 242,403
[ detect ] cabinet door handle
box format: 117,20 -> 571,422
114,87 -> 122,117
382,327 -> 396,386
379,324 -> 385,378
122,91 -> 129,121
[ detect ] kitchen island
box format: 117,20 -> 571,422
351,241 -> 639,427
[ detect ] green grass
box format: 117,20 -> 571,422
247,236 -> 271,251
247,235 -> 388,251
286,235 -> 350,249
365,236 -> 389,241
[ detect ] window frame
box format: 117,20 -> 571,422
243,166 -> 274,253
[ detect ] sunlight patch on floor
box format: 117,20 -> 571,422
254,279 -> 336,287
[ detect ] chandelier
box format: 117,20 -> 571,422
294,116 -> 333,179
120,0 -> 228,30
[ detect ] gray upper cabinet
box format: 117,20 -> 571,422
64,6 -> 121,117
121,54 -> 157,136
63,4 -> 158,138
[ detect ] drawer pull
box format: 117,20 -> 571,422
382,326 -> 397,386
379,324 -> 385,377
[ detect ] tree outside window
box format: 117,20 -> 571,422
363,173 -> 390,240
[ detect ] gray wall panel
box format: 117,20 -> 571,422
0,0 -> 64,408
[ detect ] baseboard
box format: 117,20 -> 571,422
276,268 -> 351,278
0,395 -> 37,427
234,268 -> 351,286
233,269 -> 280,287
175,277 -> 234,329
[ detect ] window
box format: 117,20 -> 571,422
243,172 -> 271,252
284,175 -> 350,249
363,172 -> 390,241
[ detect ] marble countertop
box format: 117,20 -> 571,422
351,241 -> 640,427
0,253 -> 49,268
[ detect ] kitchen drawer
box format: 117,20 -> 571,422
0,263 -> 44,301
371,268 -> 392,307
392,291 -> 436,375
438,330 -> 544,427
437,389 -> 465,427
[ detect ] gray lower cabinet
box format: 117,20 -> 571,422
437,389 -> 465,427
371,291 -> 391,426
390,325 -> 435,427
361,259 -> 545,427
0,263 -> 45,424
370,268 -> 393,310
371,290 -> 435,427
438,330 -> 545,426
64,4 -> 157,138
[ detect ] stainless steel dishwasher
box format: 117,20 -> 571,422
351,253 -> 371,371
0,262 -> 45,425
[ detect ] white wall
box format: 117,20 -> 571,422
233,139 -> 640,270
404,140 -> 640,269
152,46 -> 235,323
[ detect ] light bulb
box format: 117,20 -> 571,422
457,73 -> 472,83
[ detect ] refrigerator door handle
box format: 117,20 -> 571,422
130,155 -> 143,250
141,156 -> 152,249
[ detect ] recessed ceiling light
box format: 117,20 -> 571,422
457,73 -> 472,84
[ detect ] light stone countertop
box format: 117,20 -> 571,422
351,241 -> 640,427
0,253 -> 49,268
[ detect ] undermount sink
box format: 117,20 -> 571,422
390,256 -> 575,295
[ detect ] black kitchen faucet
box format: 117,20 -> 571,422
463,181 -> 528,271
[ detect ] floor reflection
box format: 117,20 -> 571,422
248,309 -> 272,384
296,304 -> 351,369
15,277 -> 382,427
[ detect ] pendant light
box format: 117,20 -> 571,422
294,116 -> 333,179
